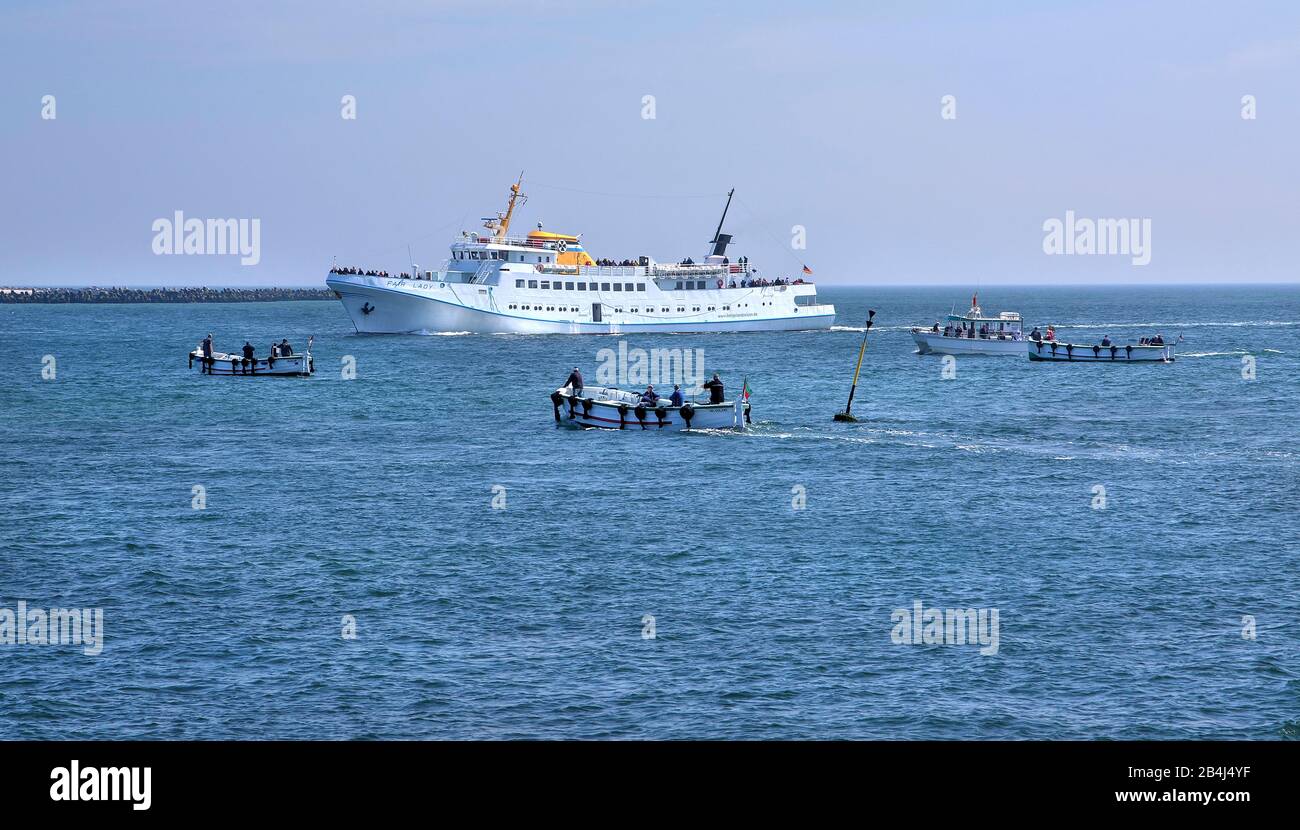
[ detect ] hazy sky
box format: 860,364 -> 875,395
2,0 -> 1297,286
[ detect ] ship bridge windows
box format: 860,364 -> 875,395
636,283 -> 646,292
794,294 -> 818,306
601,282 -> 611,291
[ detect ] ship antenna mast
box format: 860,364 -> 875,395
486,171 -> 526,242
709,188 -> 735,257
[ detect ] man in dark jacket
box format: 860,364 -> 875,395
242,341 -> 255,360
565,367 -> 583,398
640,385 -> 658,405
669,384 -> 684,407
279,339 -> 293,355
703,373 -> 725,404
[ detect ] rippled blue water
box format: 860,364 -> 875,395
1,284 -> 1297,739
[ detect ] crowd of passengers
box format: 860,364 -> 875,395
330,266 -> 392,277
592,258 -> 641,267
331,266 -> 434,280
932,320 -> 1024,340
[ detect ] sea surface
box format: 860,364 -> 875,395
1,284 -> 1297,740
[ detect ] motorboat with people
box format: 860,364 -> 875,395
1027,330 -> 1175,363
189,335 -> 314,376
327,176 -> 835,334
550,377 -> 751,432
911,295 -> 1026,356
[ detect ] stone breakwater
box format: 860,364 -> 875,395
0,287 -> 335,304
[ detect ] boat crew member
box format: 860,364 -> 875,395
1150,333 -> 1164,346
279,338 -> 293,355
932,322 -> 940,333
202,333 -> 214,358
640,385 -> 659,404
703,373 -> 725,404
1029,327 -> 1041,342
669,384 -> 684,407
1045,325 -> 1055,341
565,367 -> 583,398
242,341 -> 255,360
1101,335 -> 1111,347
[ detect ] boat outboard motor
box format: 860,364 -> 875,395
1092,345 -> 1101,358
655,401 -> 668,426
550,391 -> 564,422
1065,344 -> 1074,360
1125,345 -> 1133,359
1110,346 -> 1118,360
680,403 -> 694,429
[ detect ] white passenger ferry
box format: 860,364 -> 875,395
911,296 -> 1027,356
327,178 -> 835,334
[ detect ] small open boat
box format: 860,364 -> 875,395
189,339 -> 314,376
550,385 -> 749,431
1028,339 -> 1173,363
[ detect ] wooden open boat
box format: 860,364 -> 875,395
1028,339 -> 1173,363
550,385 -> 749,431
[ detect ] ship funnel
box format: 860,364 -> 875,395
708,188 -> 736,258
710,233 -> 733,258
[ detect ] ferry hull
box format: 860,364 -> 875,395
912,330 -> 1028,356
328,274 -> 835,335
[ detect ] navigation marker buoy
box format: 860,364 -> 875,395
833,309 -> 875,423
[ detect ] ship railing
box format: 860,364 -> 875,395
456,234 -> 566,250
651,263 -> 751,275
539,265 -> 649,277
